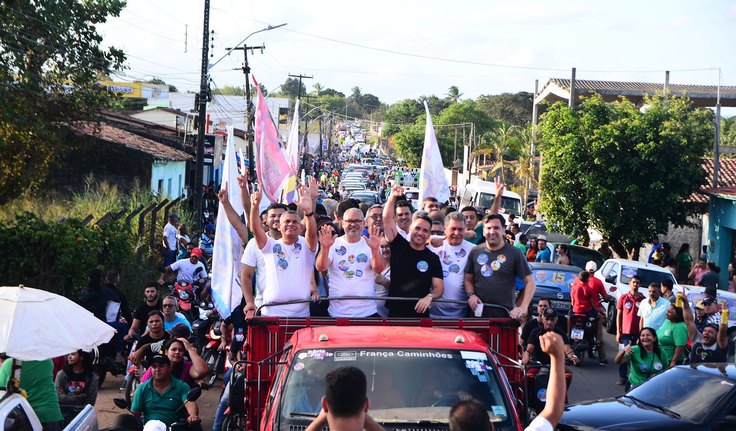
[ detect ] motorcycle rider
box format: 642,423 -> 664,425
131,355 -> 201,429
162,295 -> 192,331
584,261 -> 614,365
162,248 -> 207,287
102,270 -> 132,363
523,308 -> 579,371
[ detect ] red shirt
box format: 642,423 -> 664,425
617,290 -> 645,335
571,279 -> 594,314
588,277 -> 608,311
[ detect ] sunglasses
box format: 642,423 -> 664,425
162,304 -> 176,308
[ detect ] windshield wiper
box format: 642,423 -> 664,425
378,419 -> 448,425
289,412 -> 318,418
623,395 -> 681,419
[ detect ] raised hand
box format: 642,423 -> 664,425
365,225 -> 381,249
296,184 -> 313,213
318,224 -> 336,249
251,190 -> 262,207
217,183 -> 229,203
236,173 -> 248,190
391,184 -> 404,199
494,176 -> 505,196
307,176 -> 319,198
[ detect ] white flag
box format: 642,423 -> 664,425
285,99 -> 300,173
210,126 -> 244,319
419,101 -> 451,204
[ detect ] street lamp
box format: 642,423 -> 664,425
211,23 -> 287,182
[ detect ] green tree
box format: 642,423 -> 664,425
312,82 -> 324,96
392,123 -> 425,167
436,100 -> 498,166
383,99 -> 424,136
514,124 -> 540,208
477,92 -> 533,127
214,85 -> 245,96
350,86 -> 362,101
320,88 -> 345,98
0,0 -> 126,203
482,124 -> 518,184
446,86 -> 463,104
280,77 -> 305,99
539,94 -> 714,258
722,116 -> 736,147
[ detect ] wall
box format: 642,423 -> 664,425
151,161 -> 187,199
709,196 -> 736,289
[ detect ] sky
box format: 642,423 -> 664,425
98,0 -> 736,106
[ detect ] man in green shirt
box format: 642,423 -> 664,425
0,358 -> 64,430
131,355 -> 200,427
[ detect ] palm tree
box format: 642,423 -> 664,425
351,86 -> 362,101
515,124 -> 540,208
484,124 -> 517,184
446,86 -> 463,104
312,82 -> 323,96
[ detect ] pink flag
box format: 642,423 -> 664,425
253,75 -> 294,202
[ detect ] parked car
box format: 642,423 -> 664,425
594,258 -> 678,334
558,363 -> 736,431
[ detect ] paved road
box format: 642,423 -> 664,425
567,331 -> 626,403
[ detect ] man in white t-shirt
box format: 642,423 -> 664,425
429,212 -> 474,318
316,208 -> 384,317
161,213 -> 180,267
248,182 -> 319,317
241,203 -> 287,311
164,247 -> 207,285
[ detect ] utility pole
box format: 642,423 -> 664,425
194,0 -> 211,225
289,73 -> 312,173
230,43 -> 266,182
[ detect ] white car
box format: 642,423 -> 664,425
594,258 -> 679,334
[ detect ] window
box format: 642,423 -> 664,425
167,178 -> 172,197
157,179 -> 164,196
5,404 -> 34,431
178,175 -> 182,197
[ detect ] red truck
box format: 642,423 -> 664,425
233,314 -> 525,431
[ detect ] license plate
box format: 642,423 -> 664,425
571,328 -> 584,340
551,300 -> 570,311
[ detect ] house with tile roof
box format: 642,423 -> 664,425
55,120 -> 193,199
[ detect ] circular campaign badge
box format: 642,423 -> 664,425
477,254 -> 489,265
337,260 -> 349,271
449,263 -> 460,273
497,254 -> 507,263
417,260 -> 429,272
336,246 -> 347,256
277,258 -> 288,270
491,260 -> 501,271
456,248 -> 466,258
357,253 -> 368,263
273,244 -> 282,254
481,264 -> 492,277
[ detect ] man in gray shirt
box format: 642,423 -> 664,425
464,214 -> 536,320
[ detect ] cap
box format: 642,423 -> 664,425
143,420 -> 168,431
695,301 -> 706,310
205,223 -> 215,232
191,247 -> 203,258
703,323 -> 719,332
542,307 -> 558,318
585,261 -> 598,271
702,296 -> 716,306
168,213 -> 179,220
537,235 -> 547,241
150,355 -> 170,365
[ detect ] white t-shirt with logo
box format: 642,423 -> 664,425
428,240 -> 474,318
241,237 -> 266,307
170,258 -> 207,283
260,236 -> 316,317
326,237 -> 378,317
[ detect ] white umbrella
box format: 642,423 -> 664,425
0,285 -> 115,361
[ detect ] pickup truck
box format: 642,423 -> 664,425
0,390 -> 97,431
237,312 -> 525,431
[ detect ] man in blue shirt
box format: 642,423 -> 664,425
535,235 -> 552,263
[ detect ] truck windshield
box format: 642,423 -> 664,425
478,193 -> 521,216
279,348 -> 515,430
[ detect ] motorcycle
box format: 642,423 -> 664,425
568,314 -> 598,365
172,281 -> 196,322
523,361 -> 573,421
123,334 -> 143,405
111,386 -> 202,431
190,301 -> 217,353
201,313 -> 226,388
